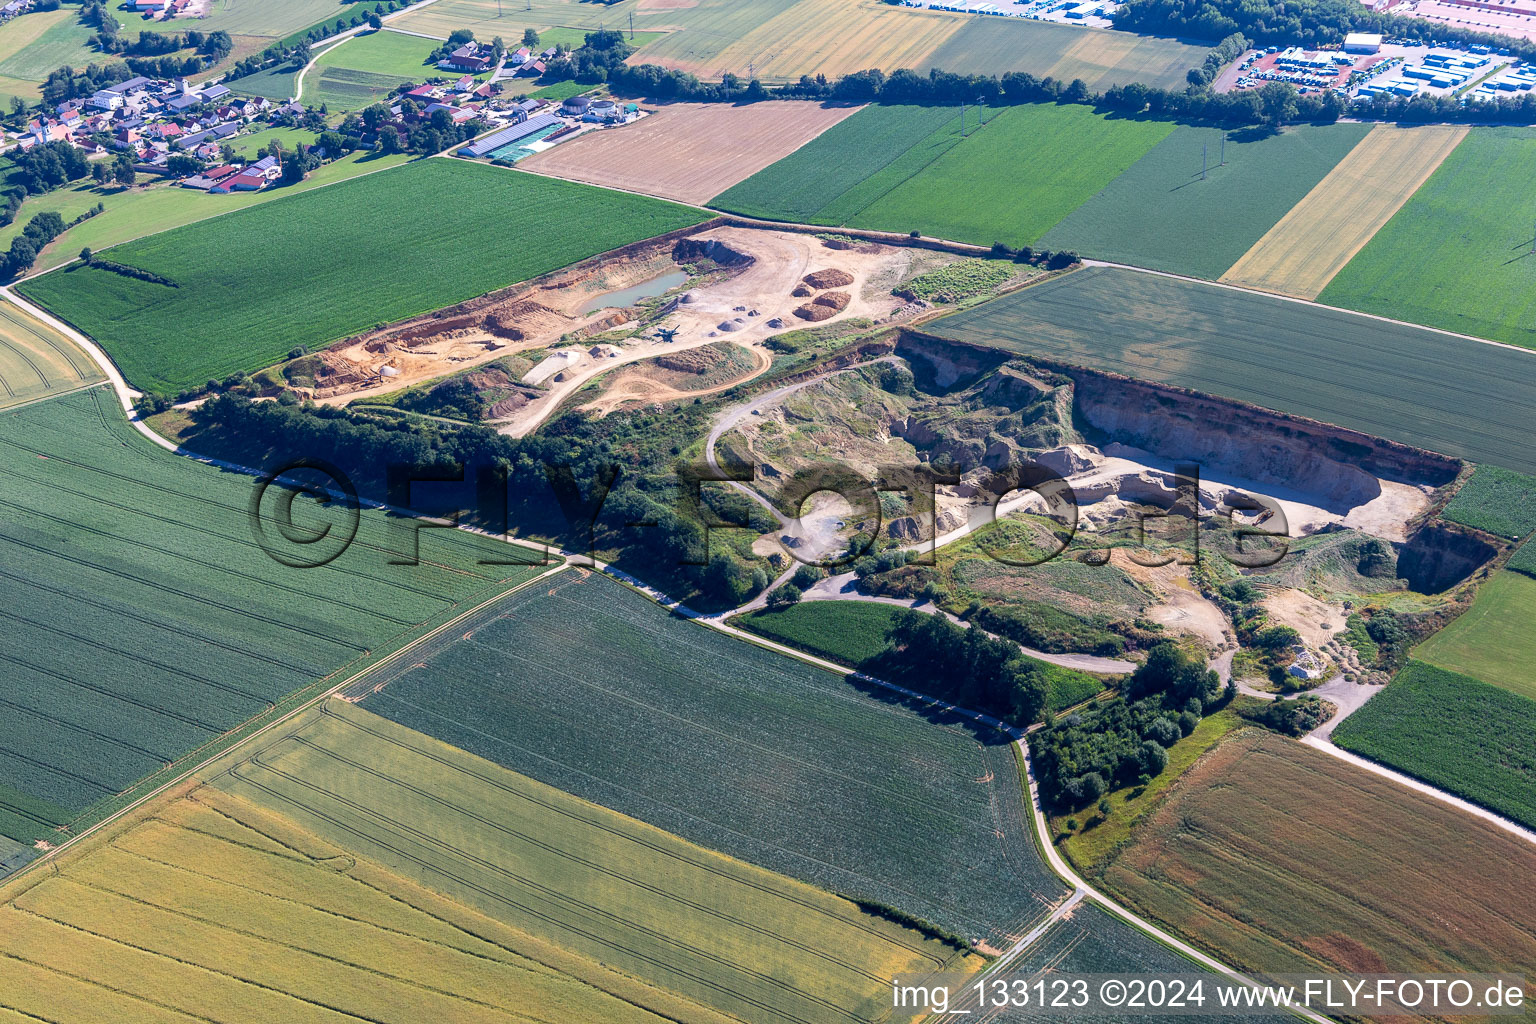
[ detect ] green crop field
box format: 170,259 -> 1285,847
0,9 -> 98,86
349,570 -> 1069,948
713,103 -> 1171,248
1415,572 -> 1536,702
1039,123 -> 1372,279
228,61 -> 302,101
0,778 -> 718,1024
1333,661 -> 1536,831
0,388 -> 545,849
1440,464 -> 1536,540
316,28 -> 440,80
18,160 -> 706,393
738,599 -> 902,666
1319,127 -> 1536,348
712,104 -> 957,223
921,18 -> 1209,93
309,29 -> 454,111
6,151 -> 411,275
227,125 -> 316,159
931,266 -> 1536,476
213,701 -> 976,1024
738,599 -> 1107,713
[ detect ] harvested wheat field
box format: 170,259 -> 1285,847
1220,124 -> 1468,299
1100,730 -> 1536,989
702,0 -> 966,82
519,101 -> 861,204
0,300 -> 103,411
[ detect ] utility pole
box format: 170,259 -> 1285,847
1220,132 -> 1226,165
1202,143 -> 1207,180
629,10 -> 634,40
959,101 -> 964,136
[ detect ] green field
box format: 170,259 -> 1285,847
1320,127 -> 1536,348
1,778 -> 719,1024
1415,571 -> 1536,701
738,598 -> 901,666
5,150 -> 412,275
18,160 -> 705,393
227,61 -> 302,101
713,103 -> 1172,248
349,570 -> 1068,948
711,104 -> 957,223
921,17 -> 1209,92
931,266 -> 1536,476
0,9 -> 98,87
308,29 -> 453,112
228,125 -> 316,159
1440,464 -> 1536,540
1040,123 -> 1372,279
214,701 -> 974,1024
739,599 -> 1108,713
1332,661 -> 1536,831
0,388 -> 545,848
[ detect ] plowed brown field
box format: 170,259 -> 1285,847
519,101 -> 861,204
1100,730 -> 1536,995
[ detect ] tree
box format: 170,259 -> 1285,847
91,162 -> 109,185
765,584 -> 801,610
1138,740 -> 1168,776
1144,716 -> 1180,748
367,12 -> 383,29
166,152 -> 201,177
1098,798 -> 1112,818
1258,81 -> 1298,128
79,247 -> 93,264
447,28 -> 474,46
114,159 -> 135,187
291,41 -> 312,67
522,27 -> 539,47
362,102 -> 389,131
281,151 -> 307,184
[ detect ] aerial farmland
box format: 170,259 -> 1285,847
4,0 -> 1536,1018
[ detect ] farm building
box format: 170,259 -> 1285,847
563,95 -> 593,117
459,114 -> 561,157
1344,32 -> 1383,53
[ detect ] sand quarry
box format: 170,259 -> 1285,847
310,227 -> 933,434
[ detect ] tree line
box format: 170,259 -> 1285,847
608,40 -> 1536,128
185,393 -> 779,610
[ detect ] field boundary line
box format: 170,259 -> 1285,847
586,565 -> 1327,1023
1218,124 -> 1469,300
1082,258 -> 1536,358
1300,735 -> 1536,847
0,561 -> 567,891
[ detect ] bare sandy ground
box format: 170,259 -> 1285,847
497,227 -> 921,435
1262,586 -> 1344,649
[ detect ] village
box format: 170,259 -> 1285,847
2,32 -> 636,198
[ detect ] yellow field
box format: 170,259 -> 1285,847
0,702 -> 974,1024
0,300 -> 104,410
1220,124 -> 1468,299
0,787 -> 731,1024
391,0 -> 634,41
703,0 -> 964,81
